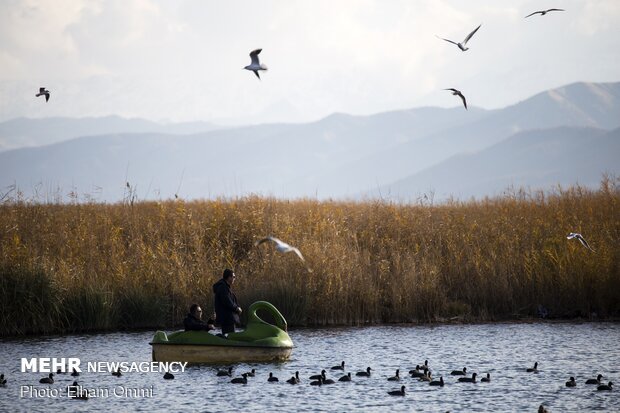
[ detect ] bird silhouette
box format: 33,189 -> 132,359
244,49 -> 268,80
525,8 -> 565,18
444,88 -> 467,110
35,87 -> 50,102
437,24 -> 481,51
567,233 -> 595,252
255,236 -> 305,262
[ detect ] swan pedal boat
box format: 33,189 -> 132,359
150,301 -> 293,363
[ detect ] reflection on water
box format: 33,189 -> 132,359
0,323 -> 618,412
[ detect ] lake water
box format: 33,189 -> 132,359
0,323 -> 618,412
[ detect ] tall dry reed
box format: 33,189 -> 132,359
1,178 -> 618,336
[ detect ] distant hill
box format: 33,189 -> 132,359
374,127 -> 620,201
306,81 -> 620,197
0,116 -> 219,151
1,81 -> 619,202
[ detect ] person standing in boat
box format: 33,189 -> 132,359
213,269 -> 242,334
183,304 -> 215,331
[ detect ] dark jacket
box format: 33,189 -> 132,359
213,278 -> 240,326
183,313 -> 214,331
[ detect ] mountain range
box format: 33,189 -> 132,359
1,81 -> 619,203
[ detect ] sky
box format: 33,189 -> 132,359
1,0 -> 619,125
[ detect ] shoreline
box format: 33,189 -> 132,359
2,317 -> 620,341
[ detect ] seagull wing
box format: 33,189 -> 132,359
566,233 -> 578,239
255,236 -> 275,247
457,91 -> 467,110
444,88 -> 458,93
576,234 -> 594,251
249,49 -> 262,66
524,11 -> 542,18
291,247 -> 305,262
546,8 -> 565,13
45,92 -> 50,102
39,87 -> 45,93
436,35 -> 459,46
462,24 -> 481,45
253,70 -> 261,80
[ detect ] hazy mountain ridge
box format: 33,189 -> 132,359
1,81 -> 619,202
374,126 -> 619,201
0,115 -> 220,152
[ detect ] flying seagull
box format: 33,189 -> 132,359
444,88 -> 467,110
436,24 -> 482,51
567,232 -> 595,252
255,236 -> 305,262
244,49 -> 268,80
35,87 -> 50,102
525,9 -> 565,18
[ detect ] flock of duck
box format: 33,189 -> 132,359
208,359 -> 614,399
0,358 -> 614,407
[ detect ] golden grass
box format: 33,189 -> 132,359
1,178 -> 619,336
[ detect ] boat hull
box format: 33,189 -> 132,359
150,301 -> 294,363
151,343 -> 293,363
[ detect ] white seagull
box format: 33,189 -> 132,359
255,236 -> 305,262
525,8 -> 565,18
244,49 -> 268,80
444,88 -> 467,110
436,24 -> 482,52
35,87 -> 50,102
567,233 -> 595,252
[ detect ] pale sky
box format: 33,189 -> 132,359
1,0 -> 619,125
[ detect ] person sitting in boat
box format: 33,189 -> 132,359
183,304 -> 215,331
213,269 -> 242,334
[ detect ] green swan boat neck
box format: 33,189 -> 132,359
150,301 -> 293,363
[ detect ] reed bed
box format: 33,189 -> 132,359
1,178 -> 619,336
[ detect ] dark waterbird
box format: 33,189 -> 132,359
231,373 -> 248,384
71,367 -> 80,377
310,377 -> 323,386
267,372 -> 279,382
286,371 -> 300,384
387,369 -> 400,381
71,383 -> 89,400
526,362 -> 538,373
458,372 -> 477,383
331,361 -> 345,370
525,8 -> 564,18
387,385 -> 406,396
597,381 -> 613,391
451,367 -> 467,376
409,365 -> 425,378
436,24 -> 481,51
444,88 -> 467,110
481,373 -> 491,383
310,370 -> 327,380
586,374 -> 603,384
163,372 -> 174,380
429,376 -> 444,386
112,368 -> 122,377
338,372 -> 352,382
356,367 -> 372,377
245,368 -> 256,377
419,370 -> 432,382
321,373 -> 335,385
0,374 -> 6,386
566,376 -> 576,387
39,373 -> 54,384
217,367 -> 233,377
35,87 -> 50,102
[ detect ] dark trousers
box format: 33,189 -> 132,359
221,324 -> 235,334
